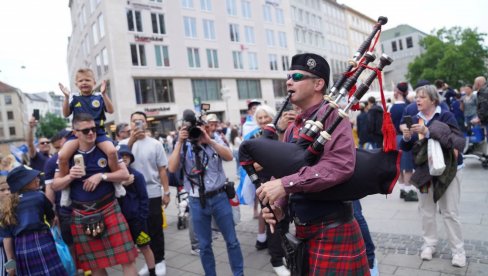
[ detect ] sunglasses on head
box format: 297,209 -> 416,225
287,73 -> 319,82
39,141 -> 50,145
76,127 -> 97,135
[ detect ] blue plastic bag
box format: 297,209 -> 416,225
236,167 -> 256,205
51,227 -> 76,276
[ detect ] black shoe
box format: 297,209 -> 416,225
404,190 -> 419,202
400,190 -> 407,199
255,240 -> 268,250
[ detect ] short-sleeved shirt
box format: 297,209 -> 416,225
30,151 -> 50,172
119,136 -> 168,198
69,146 -> 114,202
70,93 -> 106,127
0,191 -> 54,237
178,140 -> 227,197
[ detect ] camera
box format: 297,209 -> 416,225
182,104 -> 211,142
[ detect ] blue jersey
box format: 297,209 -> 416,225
118,167 -> 149,222
0,191 -> 54,237
69,146 -> 114,202
70,94 -> 106,127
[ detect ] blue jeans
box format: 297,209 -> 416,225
353,200 -> 375,268
189,192 -> 244,276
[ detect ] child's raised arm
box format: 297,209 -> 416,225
59,83 -> 71,117
100,80 -> 114,114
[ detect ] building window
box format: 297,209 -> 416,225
391,41 -> 397,52
281,55 -> 289,71
241,0 -> 251,18
97,14 -> 105,39
237,79 -> 262,99
155,45 -> 170,67
266,30 -> 275,47
0,127 -> 3,138
151,13 -> 166,34
7,111 -> 14,120
229,24 -> 240,42
95,54 -> 102,77
276,8 -> 284,24
134,78 -> 175,104
273,79 -> 287,98
187,47 -> 201,68
130,44 -> 147,66
278,31 -> 287,48
263,5 -> 272,22
91,23 -> 99,45
4,95 -> 12,105
202,19 -> 216,40
248,52 -> 258,70
127,10 -> 143,32
201,0 -> 212,11
182,0 -> 194,8
206,49 -> 219,68
232,51 -> 243,69
406,36 -> 413,48
268,54 -> 278,71
183,17 -> 197,38
102,48 -> 109,72
399,39 -> 403,50
9,127 -> 16,136
244,26 -> 255,44
192,79 -> 222,101
226,0 -> 237,16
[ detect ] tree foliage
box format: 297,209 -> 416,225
407,27 -> 488,88
36,112 -> 68,139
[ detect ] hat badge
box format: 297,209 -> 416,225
306,58 -> 316,70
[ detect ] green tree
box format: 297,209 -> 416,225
407,27 -> 488,88
36,112 -> 68,138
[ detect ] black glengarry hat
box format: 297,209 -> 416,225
290,53 -> 330,84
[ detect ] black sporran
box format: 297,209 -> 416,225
81,213 -> 105,238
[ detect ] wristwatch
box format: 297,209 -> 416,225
101,173 -> 108,181
5,259 -> 16,270
276,126 -> 286,134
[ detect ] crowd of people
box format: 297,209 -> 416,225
1,54 -> 487,276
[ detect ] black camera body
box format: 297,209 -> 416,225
182,104 -> 210,142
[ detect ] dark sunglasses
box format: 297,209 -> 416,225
39,141 -> 51,145
287,73 -> 319,82
76,127 -> 97,135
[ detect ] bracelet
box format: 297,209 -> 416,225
5,259 -> 16,270
276,127 -> 286,134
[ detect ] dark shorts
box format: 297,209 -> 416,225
396,135 -> 414,172
127,218 -> 151,248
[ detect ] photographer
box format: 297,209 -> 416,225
168,110 -> 243,276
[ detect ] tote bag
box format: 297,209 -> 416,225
428,138 -> 446,176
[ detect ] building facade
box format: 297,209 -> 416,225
23,92 -> 65,120
380,24 -> 427,90
66,0 -> 381,135
0,81 -> 26,145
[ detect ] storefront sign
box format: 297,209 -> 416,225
144,106 -> 171,116
135,35 -> 164,42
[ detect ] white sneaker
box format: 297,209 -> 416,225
190,248 -> 200,256
272,265 -> 291,276
420,247 -> 435,261
60,188 -> 72,207
114,183 -> 126,197
452,253 -> 466,267
155,260 -> 166,276
138,264 -> 149,276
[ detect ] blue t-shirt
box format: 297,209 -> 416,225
70,94 -> 106,127
44,153 -> 72,215
389,102 -> 408,134
118,167 -> 149,222
30,151 -> 50,172
69,146 -> 114,202
0,191 -> 53,237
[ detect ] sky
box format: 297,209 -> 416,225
0,0 -> 486,94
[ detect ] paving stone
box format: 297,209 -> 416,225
382,254 -> 422,269
421,258 -> 467,275
394,267 -> 441,276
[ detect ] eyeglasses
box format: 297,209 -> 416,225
287,73 -> 319,82
76,127 -> 97,135
39,141 -> 50,145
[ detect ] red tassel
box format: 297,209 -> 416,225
382,112 -> 397,152
347,85 -> 360,111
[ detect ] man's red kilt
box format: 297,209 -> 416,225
71,200 -> 138,270
296,219 -> 370,275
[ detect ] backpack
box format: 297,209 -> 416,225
477,83 -> 488,124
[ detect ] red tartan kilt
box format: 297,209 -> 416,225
71,200 -> 138,270
296,219 -> 370,276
